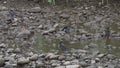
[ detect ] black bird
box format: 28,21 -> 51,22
8,9 -> 15,20
62,26 -> 69,33
104,27 -> 111,39
59,41 -> 67,51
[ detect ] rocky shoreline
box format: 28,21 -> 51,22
0,43 -> 120,68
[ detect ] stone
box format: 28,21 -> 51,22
0,6 -> 7,11
36,61 -> 44,67
79,61 -> 88,67
66,65 -> 80,68
63,61 -> 71,65
28,7 -> 41,13
17,57 -> 30,65
60,14 -> 70,19
29,54 -> 38,61
55,66 -> 66,68
4,62 -> 13,68
45,53 -> 58,60
17,29 -> 31,38
0,43 -> 6,48
14,48 -> 21,53
0,58 -> 5,67
58,55 -> 66,61
97,54 -> 105,58
42,28 -> 56,35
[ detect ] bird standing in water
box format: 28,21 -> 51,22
59,41 -> 67,51
104,27 -> 111,45
104,27 -> 111,40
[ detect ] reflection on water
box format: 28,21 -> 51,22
105,37 -> 111,45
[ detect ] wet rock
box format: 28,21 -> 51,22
0,58 -> 5,67
17,57 -> 30,65
29,54 -> 38,61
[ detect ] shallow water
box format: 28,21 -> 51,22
34,33 -> 120,57
34,17 -> 120,58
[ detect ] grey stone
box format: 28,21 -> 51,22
28,7 -> 41,13
0,58 -> 5,67
17,57 -> 30,65
29,54 -> 38,61
66,65 -> 80,68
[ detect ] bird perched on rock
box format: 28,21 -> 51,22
8,8 -> 15,21
62,26 -> 69,33
59,41 -> 68,51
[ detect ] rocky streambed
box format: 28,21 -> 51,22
0,0 -> 120,68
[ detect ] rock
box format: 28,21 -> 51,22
0,58 -> 5,67
97,54 -> 105,58
45,53 -> 58,60
17,29 -> 31,38
79,61 -> 88,67
55,66 -> 66,68
0,43 -> 6,48
7,48 -> 14,53
29,54 -> 38,61
4,62 -> 13,68
91,60 -> 96,64
51,63 -> 60,67
60,14 -> 70,19
13,48 -> 21,53
17,57 -> 30,65
98,66 -> 103,68
0,6 -> 7,11
58,55 -> 66,61
63,61 -> 71,65
28,7 -> 41,13
66,65 -> 80,68
42,28 -> 56,35
36,61 -> 44,68
107,65 -> 115,68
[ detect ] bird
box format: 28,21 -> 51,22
104,27 -> 111,40
61,26 -> 69,33
59,41 -> 68,51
